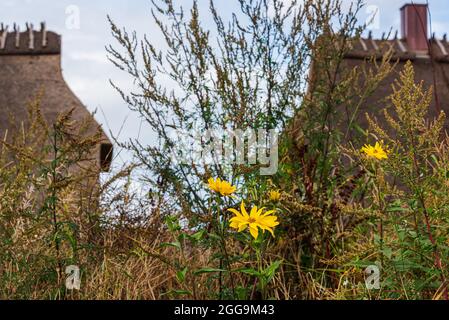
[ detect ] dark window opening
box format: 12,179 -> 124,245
100,143 -> 113,172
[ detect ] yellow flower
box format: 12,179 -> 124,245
208,177 -> 236,197
361,141 -> 388,160
268,190 -> 281,202
228,201 -> 279,239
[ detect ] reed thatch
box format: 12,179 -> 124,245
0,23 -> 113,171
341,34 -> 449,138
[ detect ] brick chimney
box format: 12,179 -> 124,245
401,3 -> 428,52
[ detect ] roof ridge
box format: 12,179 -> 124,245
0,22 -> 60,55
345,35 -> 449,63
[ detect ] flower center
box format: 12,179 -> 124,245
248,217 -> 256,223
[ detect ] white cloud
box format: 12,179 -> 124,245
69,51 -> 108,64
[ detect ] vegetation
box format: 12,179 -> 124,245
1,0 -> 449,300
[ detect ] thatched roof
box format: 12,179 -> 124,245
347,33 -> 449,62
0,23 -> 112,171
340,34 -> 449,139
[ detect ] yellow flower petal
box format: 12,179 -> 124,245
208,177 -> 237,197
361,141 -> 388,160
249,224 -> 259,239
268,190 -> 281,202
238,223 -> 248,232
228,208 -> 243,219
228,201 -> 279,239
250,206 -> 258,219
260,209 -> 276,218
230,220 -> 240,229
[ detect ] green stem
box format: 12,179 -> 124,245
216,195 -> 235,299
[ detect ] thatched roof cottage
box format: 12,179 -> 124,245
0,22 -> 113,171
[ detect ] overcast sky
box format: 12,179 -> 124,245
2,0 -> 449,167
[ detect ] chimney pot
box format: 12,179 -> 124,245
41,22 -> 47,47
14,24 -> 20,48
401,3 -> 428,52
27,23 -> 34,50
0,25 -> 8,50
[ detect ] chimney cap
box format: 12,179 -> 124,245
400,3 -> 428,10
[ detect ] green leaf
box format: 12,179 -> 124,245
381,247 -> 393,259
430,154 -> 439,165
177,233 -> 187,242
387,206 -> 409,213
391,260 -> 424,271
353,123 -> 367,137
262,260 -> 282,283
176,267 -> 188,283
235,286 -> 250,300
164,216 -> 181,232
160,241 -> 181,250
190,230 -> 205,241
236,268 -> 261,277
